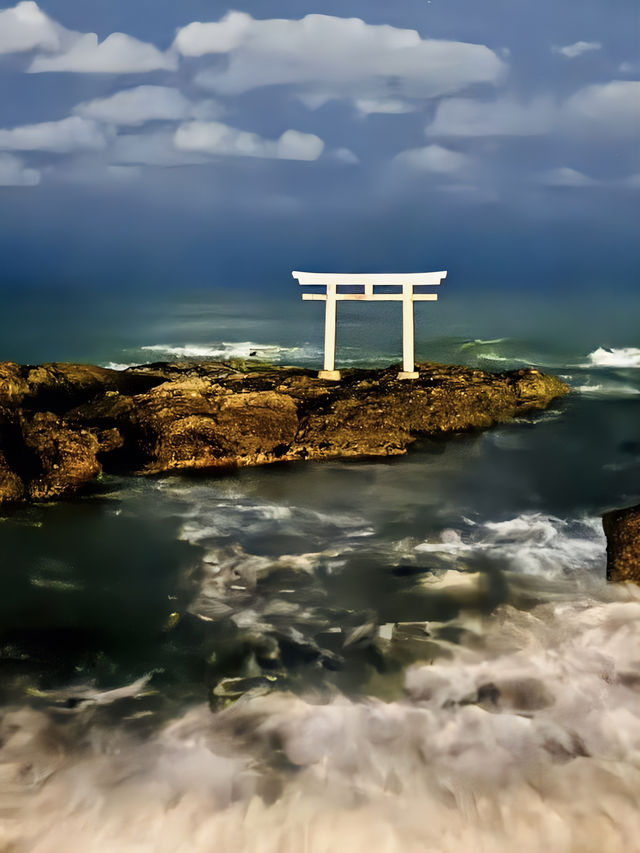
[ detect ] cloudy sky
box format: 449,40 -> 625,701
0,0 -> 638,291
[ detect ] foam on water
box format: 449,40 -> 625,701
103,361 -> 137,371
139,341 -> 321,363
475,352 -> 514,363
2,422 -> 637,850
2,584 -> 639,853
174,490 -> 374,549
460,337 -> 509,349
415,513 -> 605,578
573,382 -> 640,397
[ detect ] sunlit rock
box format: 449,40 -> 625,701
0,359 -> 570,504
603,503 -> 640,583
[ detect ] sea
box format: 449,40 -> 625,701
0,285 -> 639,852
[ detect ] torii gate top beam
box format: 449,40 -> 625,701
292,271 -> 447,286
293,270 -> 447,380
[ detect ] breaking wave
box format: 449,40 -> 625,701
2,457 -> 636,851
586,347 -> 640,368
140,342 -> 320,363
2,585 -> 639,853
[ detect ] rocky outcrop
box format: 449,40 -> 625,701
0,448 -> 24,502
0,360 -> 570,504
603,504 -> 640,583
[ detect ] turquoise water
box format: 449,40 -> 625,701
0,286 -> 639,851
1,286 -> 638,369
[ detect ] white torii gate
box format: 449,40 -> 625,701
292,271 -> 447,380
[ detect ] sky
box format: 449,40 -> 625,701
0,0 -> 638,292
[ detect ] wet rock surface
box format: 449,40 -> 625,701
603,503 -> 640,583
0,359 -> 569,504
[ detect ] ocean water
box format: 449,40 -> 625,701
0,286 -> 639,852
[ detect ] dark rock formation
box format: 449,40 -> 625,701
0,360 -> 570,504
603,504 -> 640,583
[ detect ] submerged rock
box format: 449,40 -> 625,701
0,359 -> 569,504
603,504 -> 640,584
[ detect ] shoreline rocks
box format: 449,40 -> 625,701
0,359 -> 570,504
603,504 -> 640,584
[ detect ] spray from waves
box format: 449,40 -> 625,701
1,584 -> 639,853
586,347 -> 640,368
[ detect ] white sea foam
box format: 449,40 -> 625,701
2,585 -> 640,853
574,381 -> 640,397
460,337 -> 509,349
476,352 -> 514,363
415,513 -> 605,578
586,346 -> 640,367
103,361 -> 136,371
140,341 -> 320,362
163,477 -> 374,543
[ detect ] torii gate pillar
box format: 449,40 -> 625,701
399,282 -> 419,380
293,271 -> 447,381
320,283 -> 340,380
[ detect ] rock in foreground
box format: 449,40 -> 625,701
0,360 -> 569,504
603,504 -> 640,583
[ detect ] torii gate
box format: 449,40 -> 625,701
292,271 -> 447,380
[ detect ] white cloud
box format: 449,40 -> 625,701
354,98 -> 417,116
538,168 -> 640,190
29,31 -> 176,73
114,125 -> 324,168
0,2 -> 175,74
298,93 -> 417,114
0,116 -> 106,152
112,131 -> 209,167
173,11 -> 250,56
174,120 -> 324,161
428,96 -> 555,136
553,41 -> 602,59
565,80 -> 640,134
428,82 -> 640,139
0,1 -> 61,54
331,147 -> 359,164
276,129 -> 325,161
295,93 -> 334,111
74,86 -> 222,126
538,167 -> 596,187
393,144 -> 472,174
176,12 -> 505,102
0,152 -> 40,185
